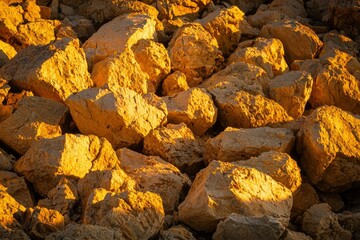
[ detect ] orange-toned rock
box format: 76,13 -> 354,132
282,229 -> 312,240
255,0 -> 307,20
0,171 -> 33,207
162,71 -> 189,96
21,0 -> 41,22
159,225 -> 196,240
291,183 -> 320,218
157,0 -> 211,20
321,31 -> 358,57
225,0 -> 265,14
0,148 -> 14,171
62,16 -> 95,40
0,40 -> 16,67
0,1 -> 23,42
0,96 -> 68,155
66,88 -> 167,148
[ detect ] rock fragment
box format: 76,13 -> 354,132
162,71 -> 189,96
0,171 -> 33,207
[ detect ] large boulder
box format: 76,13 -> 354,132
66,88 -> 167,149
297,106 -> 360,192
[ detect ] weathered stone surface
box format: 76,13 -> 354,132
0,1 -> 23,42
301,203 -> 352,240
66,88 -> 167,149
83,13 -> 156,66
291,183 -> 320,218
21,0 -> 42,22
83,188 -> 164,240
338,212 -> 360,239
159,225 -> 196,240
116,148 -> 191,214
0,96 -> 68,155
318,192 -> 344,212
168,23 -> 223,87
297,106 -> 360,191
0,148 -> 14,171
14,134 -> 120,196
0,38 -> 92,102
248,9 -> 287,29
157,0 -> 211,20
269,71 -> 313,118
227,37 -> 289,78
178,161 -> 293,232
281,229 -> 312,240
143,123 -> 204,175
162,71 -> 189,96
256,0 -> 307,20
0,40 -> 16,67
321,31 -> 359,57
62,16 -> 95,40
261,19 -> 323,64
163,88 -> 217,136
223,0 -> 265,14
213,214 -> 286,240
205,127 -> 294,164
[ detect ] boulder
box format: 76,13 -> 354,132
318,192 -> 344,212
281,229 -> 312,240
0,1 -> 24,42
163,88 -> 217,136
268,71 -> 313,118
291,183 -> 320,218
178,161 -> 293,232
338,212 -> 360,239
0,96 -> 68,155
223,0 -> 265,14
261,19 -> 323,64
61,16 -> 95,40
0,38 -> 92,102
116,148 -> 191,214
66,88 -> 167,149
162,71 -> 189,96
0,40 -> 16,67
321,31 -> 359,57
301,203 -> 352,240
255,0 -> 307,20
0,148 -> 14,171
227,37 -> 289,78
83,188 -> 164,240
157,0 -> 212,20
297,106 -> 360,191
159,225 -> 196,240
0,171 -> 33,207
143,123 -> 204,175
168,23 -> 223,87
248,9 -> 288,29
14,134 -> 120,196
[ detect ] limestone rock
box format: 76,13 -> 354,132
301,203 -> 352,240
83,13 -> 156,66
62,16 -> 95,40
268,71 -> 313,118
256,0 -> 307,20
83,189 -> 164,240
163,88 -> 217,136
157,0 -> 212,20
168,23 -> 223,87
0,38 -> 92,102
321,31 -> 359,57
213,214 -> 286,240
162,71 -> 189,96
204,127 -> 294,164
159,225 -> 196,240
0,148 -> 14,171
14,134 -> 120,196
281,229 -> 312,240
143,123 -> 204,175
178,161 -> 293,232
66,88 -> 167,149
116,148 -> 191,214
291,183 -> 320,218
223,0 -> 265,14
248,9 -> 288,29
297,106 -> 360,191
0,1 -> 23,42
0,40 -> 16,67
261,19 -> 323,64
0,96 -> 68,155
21,0 -> 41,22
227,37 -> 289,78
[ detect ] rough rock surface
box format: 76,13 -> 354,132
162,71 -> 189,96
66,88 -> 167,149
281,229 -> 312,240
157,0 -> 212,20
0,148 -> 14,171
224,0 -> 265,14
297,106 -> 360,191
291,183 -> 320,218
159,225 -> 196,240
0,40 -> 17,67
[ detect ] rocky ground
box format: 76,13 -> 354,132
0,0 -> 360,239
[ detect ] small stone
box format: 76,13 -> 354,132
0,40 -> 17,67
291,183 -> 320,218
0,171 -> 33,207
159,225 -> 196,240
281,229 -> 312,240
162,71 -> 189,96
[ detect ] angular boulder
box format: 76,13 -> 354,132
159,225 -> 196,240
291,183 -> 320,218
0,171 -> 33,207
0,40 -> 16,67
161,71 -> 189,96
157,0 -> 212,20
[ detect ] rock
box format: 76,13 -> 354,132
116,148 -> 191,214
83,188 -> 164,240
291,183 -> 320,218
0,40 -> 16,67
301,203 -> 352,240
162,71 -> 189,96
163,88 -> 217,136
256,0 -> 307,20
159,225 -> 196,240
0,1 -> 23,42
204,127 -> 294,164
143,123 -> 204,176
338,212 -> 360,239
248,9 -> 287,29
268,71 -> 313,118
261,19 -> 323,64
83,13 -> 156,66
168,23 -> 223,87
14,134 -> 120,196
178,161 -> 293,232
321,31 -> 359,57
0,38 -> 92,102
66,88 -> 167,149
281,229 -> 312,240
61,16 -> 95,41
297,106 -> 360,191
0,78 -> 10,104
318,192 -> 344,212
223,0 -> 265,14
0,171 -> 33,207
0,148 -> 14,171
0,96 -> 68,155
227,37 -> 289,78
213,214 -> 286,240
157,0 -> 211,20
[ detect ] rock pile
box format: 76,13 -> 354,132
0,0 -> 360,239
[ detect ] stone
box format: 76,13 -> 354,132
162,71 -> 189,96
0,96 -> 68,155
256,0 -> 307,19
116,148 -> 191,214
0,171 -> 33,208
143,123 -> 204,175
0,78 -> 10,104
66,88 -> 167,149
261,19 -> 323,64
0,38 -> 92,102
0,1 -> 23,42
204,127 -> 294,164
291,183 -> 320,218
281,229 -> 312,240
0,40 -> 16,67
163,88 -> 217,136
0,148 -> 14,171
338,212 -> 360,239
301,203 -> 352,240
297,106 -> 360,191
61,16 -> 95,41
83,13 -> 156,66
157,0 -> 212,20
14,134 -> 120,196
268,71 -> 313,118
223,0 -> 265,14
159,225 -> 196,240
168,23 -> 223,87
213,214 -> 286,240
248,9 -> 288,29
318,192 -> 344,212
83,188 -> 164,240
321,31 -> 359,57
178,161 -> 293,232
227,37 -> 289,78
